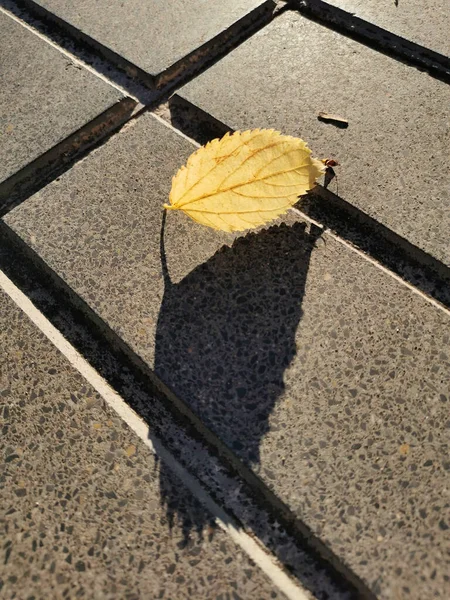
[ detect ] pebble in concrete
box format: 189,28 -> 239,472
5,112 -> 450,599
20,0 -> 274,86
176,10 -> 450,268
320,0 -> 450,59
0,287 -> 285,600
0,12 -> 129,208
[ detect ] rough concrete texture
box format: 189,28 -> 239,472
324,0 -> 450,59
22,0 -> 273,81
177,11 -> 450,268
0,288 -> 285,600
0,11 -> 123,187
5,113 -> 450,599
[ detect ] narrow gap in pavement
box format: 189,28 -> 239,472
0,0 -> 278,214
303,187 -> 450,310
287,0 -> 450,84
3,0 -> 449,272
0,219 -> 375,600
2,2 -> 447,598
165,94 -> 450,311
0,0 -> 278,96
0,98 -> 137,217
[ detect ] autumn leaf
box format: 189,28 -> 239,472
164,129 -> 325,232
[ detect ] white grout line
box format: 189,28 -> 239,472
2,0 -> 449,320
289,207 -> 450,315
150,116 -> 450,318
150,110 -> 201,148
0,5 -> 139,101
4,0 -> 448,319
0,268 -> 311,600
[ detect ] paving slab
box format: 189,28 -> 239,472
5,112 -> 450,599
0,11 -> 131,212
18,0 -> 274,86
176,10 -> 450,268
320,0 -> 450,59
0,287 -> 285,600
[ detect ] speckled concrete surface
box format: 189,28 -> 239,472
323,0 -> 450,58
0,11 -> 123,186
20,0 -> 273,81
177,11 -> 450,268
0,288 -> 285,600
5,113 -> 450,599
5,114 -> 231,363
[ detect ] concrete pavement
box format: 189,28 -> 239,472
1,1 -> 449,598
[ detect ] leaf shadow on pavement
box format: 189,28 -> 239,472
154,216 -> 323,542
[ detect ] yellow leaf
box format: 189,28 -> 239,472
164,129 -> 325,232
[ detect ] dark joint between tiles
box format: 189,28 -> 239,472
1,0 -> 156,91
0,0 -> 277,211
164,95 -> 234,145
167,95 -> 450,311
0,220 -> 374,600
154,0 -> 277,90
1,0 -> 277,100
302,187 -> 450,310
0,98 -> 138,218
0,0 -> 156,102
287,0 -> 450,85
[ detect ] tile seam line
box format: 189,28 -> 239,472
151,105 -> 450,315
0,5 -> 138,101
150,110 -> 450,317
290,207 -> 450,316
0,267 -> 310,600
289,0 -> 450,78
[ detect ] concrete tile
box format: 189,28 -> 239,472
0,12 -> 128,209
20,0 -> 274,86
5,112 -> 450,599
4,114 -> 232,360
0,288 -> 284,600
323,0 -> 450,59
176,11 -> 450,268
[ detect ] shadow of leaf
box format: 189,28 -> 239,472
155,218 -> 322,542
